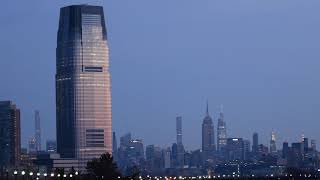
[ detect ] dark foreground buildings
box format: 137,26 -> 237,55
0,101 -> 21,168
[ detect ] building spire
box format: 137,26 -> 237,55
206,100 -> 209,116
220,104 -> 224,113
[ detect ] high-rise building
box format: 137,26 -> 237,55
163,148 -> 171,169
46,140 -> 57,153
34,110 -> 41,151
258,144 -> 269,156
252,132 -> 258,154
189,149 -> 202,168
112,132 -> 117,155
117,133 -> 132,168
202,102 -> 215,160
171,143 -> 178,167
217,107 -> 227,153
120,133 -> 131,148
176,116 -> 183,145
269,131 -> 277,153
176,116 -> 184,168
153,146 -> 164,169
146,145 -> 163,170
56,5 -> 112,166
28,137 -> 37,153
225,138 -> 244,161
127,139 -> 144,164
146,145 -> 155,163
311,139 -> 316,151
282,142 -> 289,159
0,101 -> 21,167
288,142 -> 304,167
303,137 -> 308,153
243,139 -> 251,160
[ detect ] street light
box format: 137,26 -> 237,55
13,170 -> 18,180
21,171 -> 26,180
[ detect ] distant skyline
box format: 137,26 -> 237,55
1,0 -> 320,150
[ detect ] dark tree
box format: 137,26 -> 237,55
54,168 -> 65,180
86,152 -> 122,179
69,166 -> 76,175
124,165 -> 140,179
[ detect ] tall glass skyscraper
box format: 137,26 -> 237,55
270,131 -> 277,153
176,116 -> 182,145
217,108 -> 227,153
56,5 -> 112,165
176,116 -> 184,167
34,110 -> 41,151
252,132 -> 259,154
0,101 -> 21,168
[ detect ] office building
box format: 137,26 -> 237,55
287,142 -> 304,167
282,142 -> 289,159
252,132 -> 258,154
146,145 -> 155,163
176,116 -> 183,145
303,137 -> 308,153
176,116 -> 184,168
243,139 -> 251,160
56,5 -> 112,167
0,101 -> 21,167
34,110 -> 41,151
112,132 -> 118,161
202,102 -> 215,160
189,149 -> 202,168
171,143 -> 178,167
217,107 -> 227,153
311,139 -> 316,151
28,137 -> 37,153
127,139 -> 144,163
117,133 -> 132,168
270,131 -> 277,153
146,145 -> 163,170
120,133 -> 131,147
258,144 -> 269,156
46,140 -> 57,153
164,148 -> 171,169
225,138 -> 244,161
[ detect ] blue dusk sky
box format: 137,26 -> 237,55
1,0 -> 320,150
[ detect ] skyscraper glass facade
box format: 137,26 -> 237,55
35,110 -> 41,151
0,101 -> 20,168
56,5 -> 112,165
217,111 -> 227,152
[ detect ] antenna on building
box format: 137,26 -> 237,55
206,100 -> 209,115
301,133 -> 305,142
220,104 -> 224,113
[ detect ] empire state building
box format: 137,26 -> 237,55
202,102 -> 215,160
